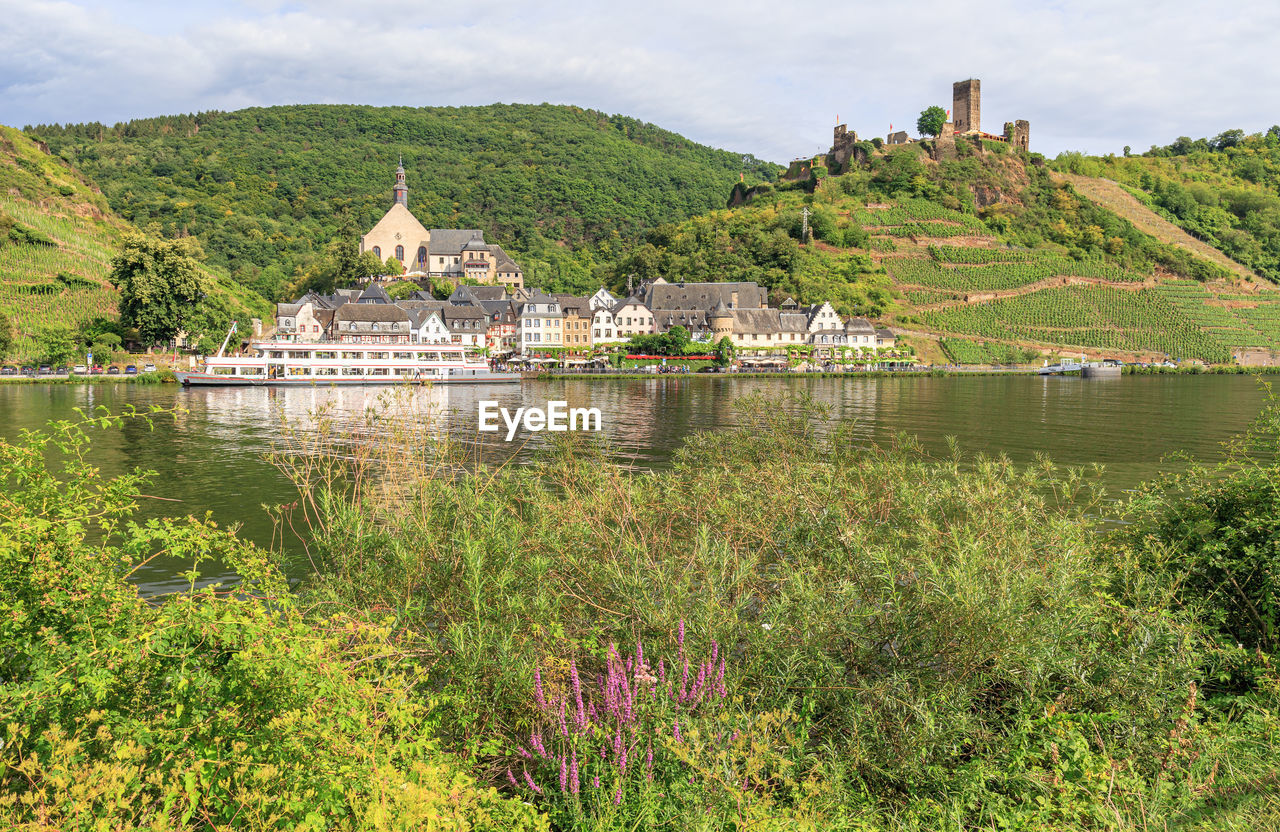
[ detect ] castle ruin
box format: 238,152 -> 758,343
820,78 -> 1029,167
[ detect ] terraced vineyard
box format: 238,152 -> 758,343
916,286 -> 1242,362
0,197 -> 119,356
939,338 -> 1037,365
888,257 -> 1143,293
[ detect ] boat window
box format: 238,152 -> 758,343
288,351 -> 310,359
269,351 -> 284,359
369,368 -> 389,376
239,367 -> 264,376
316,367 -> 338,376
314,351 -> 336,360
286,367 -> 310,376
213,367 -> 235,375
368,351 -> 389,360
346,367 -> 365,376
418,352 -> 439,361
342,352 -> 363,360
393,352 -> 414,360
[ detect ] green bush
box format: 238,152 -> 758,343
0,409 -> 544,831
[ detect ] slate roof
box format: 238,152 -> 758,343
450,285 -> 508,303
427,229 -> 484,256
845,317 -> 876,334
645,281 -> 764,310
334,302 -> 409,322
778,310 -> 811,333
490,246 -> 521,272
358,284 -> 392,304
730,308 -> 784,334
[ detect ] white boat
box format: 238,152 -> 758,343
175,340 -> 520,387
1037,359 -> 1085,375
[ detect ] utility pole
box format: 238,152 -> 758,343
801,207 -> 810,244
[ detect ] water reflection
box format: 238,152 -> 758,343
0,374 -> 1268,594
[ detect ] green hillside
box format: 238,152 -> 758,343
612,138 -> 1280,364
28,104 -> 779,298
1054,128 -> 1280,282
0,125 -> 269,361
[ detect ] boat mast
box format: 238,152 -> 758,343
215,321 -> 238,358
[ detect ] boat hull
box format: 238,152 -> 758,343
175,370 -> 521,386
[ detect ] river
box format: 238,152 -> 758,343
2,373 -> 1269,594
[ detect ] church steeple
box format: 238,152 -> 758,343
392,157 -> 408,208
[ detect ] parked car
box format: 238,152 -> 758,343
0,366 -> 16,376
106,366 -> 122,375
142,363 -> 157,373
72,365 -> 87,375
38,365 -> 52,375
124,365 -> 138,375
90,365 -> 104,375
54,366 -> 67,375
22,366 -> 36,377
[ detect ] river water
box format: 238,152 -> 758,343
2,374 -> 1270,594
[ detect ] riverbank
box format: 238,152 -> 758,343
531,363 -> 1280,380
0,370 -> 177,385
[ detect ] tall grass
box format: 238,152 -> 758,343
269,389 -> 1280,830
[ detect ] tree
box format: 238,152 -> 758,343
110,233 -> 208,346
714,336 -> 735,366
916,106 -> 947,138
1123,146 -> 1131,157
357,251 -> 385,278
1211,129 -> 1245,151
0,311 -> 13,360
34,323 -> 77,366
384,256 -> 404,276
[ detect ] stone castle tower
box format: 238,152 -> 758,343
392,160 -> 408,208
952,79 -> 980,134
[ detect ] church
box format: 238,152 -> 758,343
359,162 -> 524,290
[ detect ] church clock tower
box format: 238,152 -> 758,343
393,158 -> 408,207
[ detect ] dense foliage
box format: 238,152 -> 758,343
264,390 -> 1280,830
1054,129 -> 1280,282
29,104 -> 778,299
0,409 -> 544,830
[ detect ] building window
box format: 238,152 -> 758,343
372,246 -> 381,259
417,246 -> 427,263
395,245 -> 404,261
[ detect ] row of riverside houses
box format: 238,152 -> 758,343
271,277 -> 897,361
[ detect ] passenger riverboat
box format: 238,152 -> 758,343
175,339 -> 520,386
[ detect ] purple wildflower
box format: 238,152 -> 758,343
678,618 -> 685,647
614,786 -> 622,806
559,700 -> 569,738
658,658 -> 666,686
619,743 -> 628,776
711,639 -> 718,662
523,768 -> 542,795
673,719 -> 683,743
507,768 -> 518,787
593,774 -> 600,789
645,744 -> 654,780
570,749 -> 580,794
530,731 -> 546,758
716,657 -> 726,698
534,667 -> 546,709
570,660 -> 585,729
635,638 -> 644,672
559,756 -> 568,792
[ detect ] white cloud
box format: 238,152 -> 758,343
1,0 -> 1277,161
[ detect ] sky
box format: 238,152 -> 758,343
1,0 -> 1277,163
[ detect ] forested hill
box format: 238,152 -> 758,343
28,104 -> 779,298
0,125 -> 268,359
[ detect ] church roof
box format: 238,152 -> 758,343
489,246 -> 521,272
362,203 -> 430,245
462,233 -> 488,252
